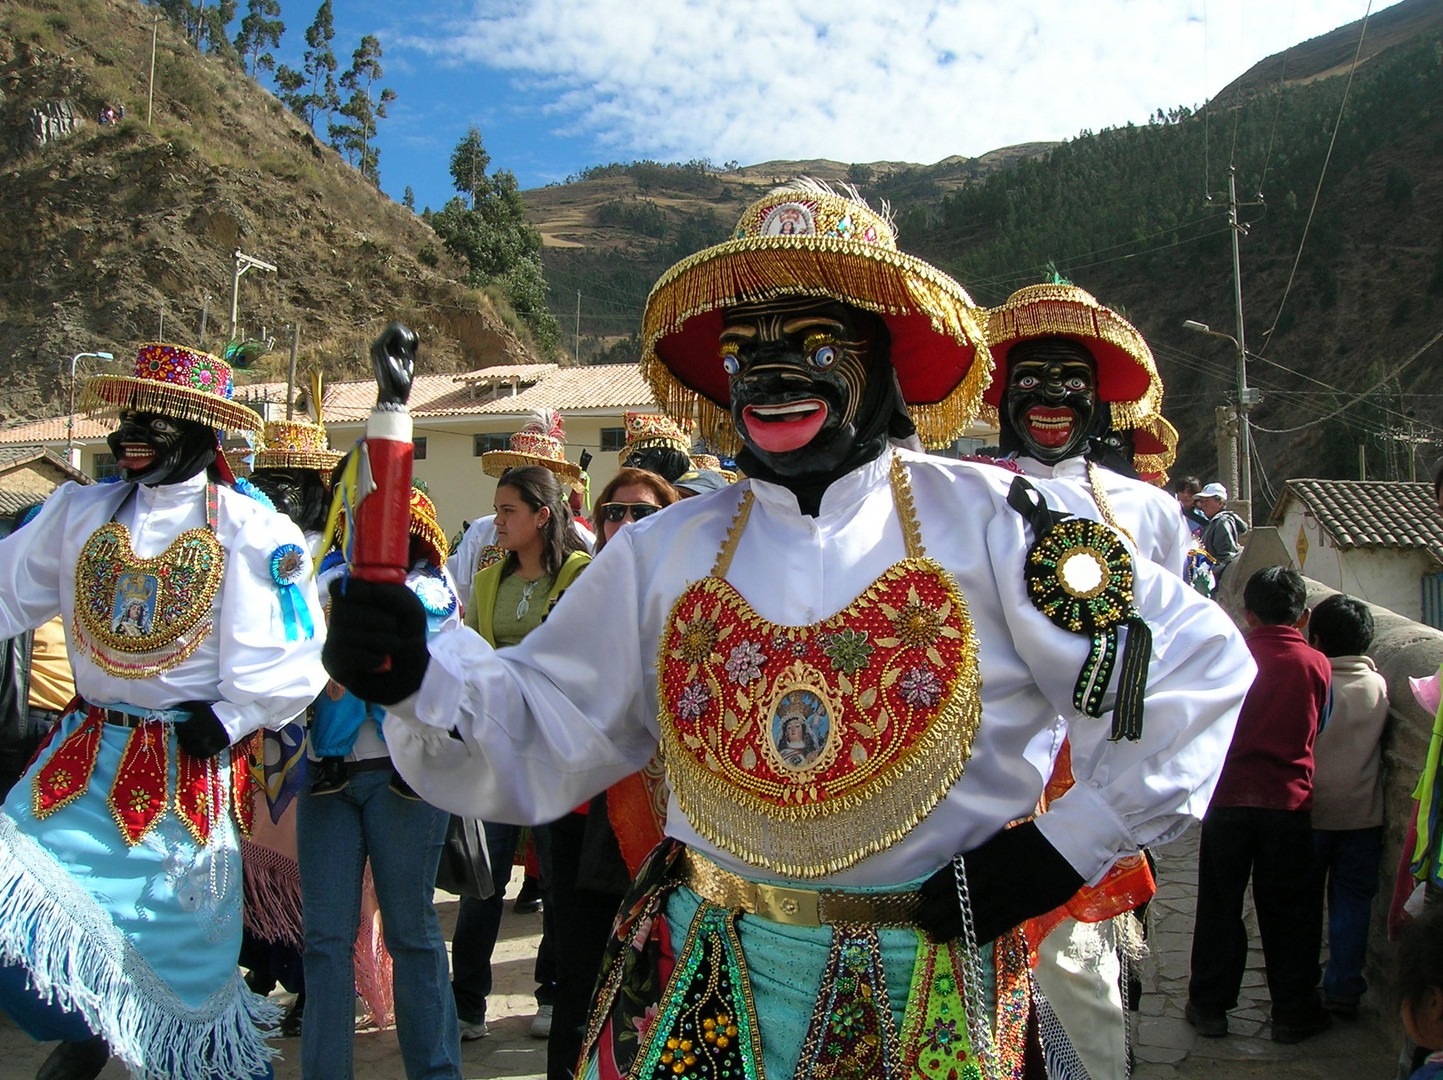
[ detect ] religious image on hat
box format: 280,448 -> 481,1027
481,408 -> 584,491
640,179 -> 990,453
81,342 -> 263,434
984,283 -> 1162,428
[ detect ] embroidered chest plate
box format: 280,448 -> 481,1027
73,521 -> 225,678
657,456 -> 981,878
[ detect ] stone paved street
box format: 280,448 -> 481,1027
0,835 -> 1404,1079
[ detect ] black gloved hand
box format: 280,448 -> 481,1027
322,577 -> 430,705
175,701 -> 232,759
915,820 -> 1086,945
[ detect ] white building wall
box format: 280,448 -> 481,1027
1277,504 -> 1432,621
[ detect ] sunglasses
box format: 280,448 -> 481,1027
600,502 -> 662,524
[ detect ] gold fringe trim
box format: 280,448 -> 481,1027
81,377 -> 262,433
658,559 -> 983,880
640,238 -> 991,451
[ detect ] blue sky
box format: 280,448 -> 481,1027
262,0 -> 1398,211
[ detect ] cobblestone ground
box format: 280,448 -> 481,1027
0,836 -> 1403,1079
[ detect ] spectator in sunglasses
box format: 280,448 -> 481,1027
591,468 -> 681,553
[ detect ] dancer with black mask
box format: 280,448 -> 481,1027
323,183 -> 1253,1078
0,344 -> 325,1080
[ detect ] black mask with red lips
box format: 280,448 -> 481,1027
724,298 -> 912,515
997,338 -> 1106,465
107,410 -> 218,486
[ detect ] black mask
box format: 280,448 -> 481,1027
998,339 -> 1105,465
107,411 -> 217,486
724,298 -> 911,515
622,446 -> 691,483
250,468 -> 330,534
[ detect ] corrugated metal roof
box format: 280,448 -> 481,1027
1270,478 -> 1443,559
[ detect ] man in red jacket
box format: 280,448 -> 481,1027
1186,565 -> 1332,1043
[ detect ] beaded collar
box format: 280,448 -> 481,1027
656,454 -> 982,879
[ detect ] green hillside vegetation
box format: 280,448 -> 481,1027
0,0 -> 543,426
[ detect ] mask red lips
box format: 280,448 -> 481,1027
1024,407 -> 1076,449
118,443 -> 157,471
741,399 -> 829,454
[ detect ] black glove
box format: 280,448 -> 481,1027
915,820 -> 1086,945
175,701 -> 232,759
322,577 -> 430,705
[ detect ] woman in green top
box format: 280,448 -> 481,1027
452,464 -> 590,1061
465,465 -> 591,646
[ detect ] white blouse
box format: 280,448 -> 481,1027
0,473 -> 327,742
386,448 -> 1254,888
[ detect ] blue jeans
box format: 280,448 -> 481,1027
1314,826 -> 1383,1005
297,769 -> 460,1080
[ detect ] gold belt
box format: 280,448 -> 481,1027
678,849 -> 922,928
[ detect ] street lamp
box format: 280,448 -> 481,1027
1182,320 -> 1256,523
67,351 -> 114,465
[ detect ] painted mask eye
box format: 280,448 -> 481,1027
720,343 -> 741,376
802,333 -> 839,370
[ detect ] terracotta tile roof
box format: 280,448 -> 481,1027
0,364 -> 659,444
235,363 -> 656,422
1270,478 -> 1443,559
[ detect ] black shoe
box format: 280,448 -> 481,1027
1184,1001 -> 1228,1037
310,757 -> 348,796
1271,1010 -> 1331,1043
389,769 -> 421,800
513,876 -> 542,914
280,990 -> 305,1038
36,1036 -> 109,1080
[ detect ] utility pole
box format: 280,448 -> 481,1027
1226,164 -> 1257,523
229,250 -> 278,339
286,324 -> 300,419
147,11 -> 160,126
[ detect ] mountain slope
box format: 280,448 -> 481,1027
0,0 -> 535,426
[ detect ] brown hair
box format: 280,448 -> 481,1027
591,467 -> 681,553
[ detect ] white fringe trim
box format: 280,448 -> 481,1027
0,813 -> 280,1080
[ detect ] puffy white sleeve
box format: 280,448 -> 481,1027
211,510 -> 328,741
0,484 -> 75,637
385,532 -> 660,822
986,484 -> 1255,883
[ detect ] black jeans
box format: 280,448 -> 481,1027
1188,805 -> 1324,1025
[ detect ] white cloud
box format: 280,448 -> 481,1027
415,0 -> 1385,166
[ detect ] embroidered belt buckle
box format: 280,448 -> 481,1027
680,849 -> 920,928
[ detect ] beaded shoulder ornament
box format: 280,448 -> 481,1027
1006,476 -> 1151,741
72,483 -> 225,679
656,453 -> 982,879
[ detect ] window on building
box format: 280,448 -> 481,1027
600,427 -> 626,452
413,437 -> 428,461
92,452 -> 120,481
474,433 -> 513,456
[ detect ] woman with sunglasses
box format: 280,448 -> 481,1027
591,467 -> 681,553
450,465 -> 590,1066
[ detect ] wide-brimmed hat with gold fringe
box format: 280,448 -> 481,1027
619,411 -> 693,465
81,342 -> 262,433
253,419 -> 345,473
1128,413 -> 1178,487
983,284 -> 1162,427
640,180 -> 990,453
481,408 -> 584,491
